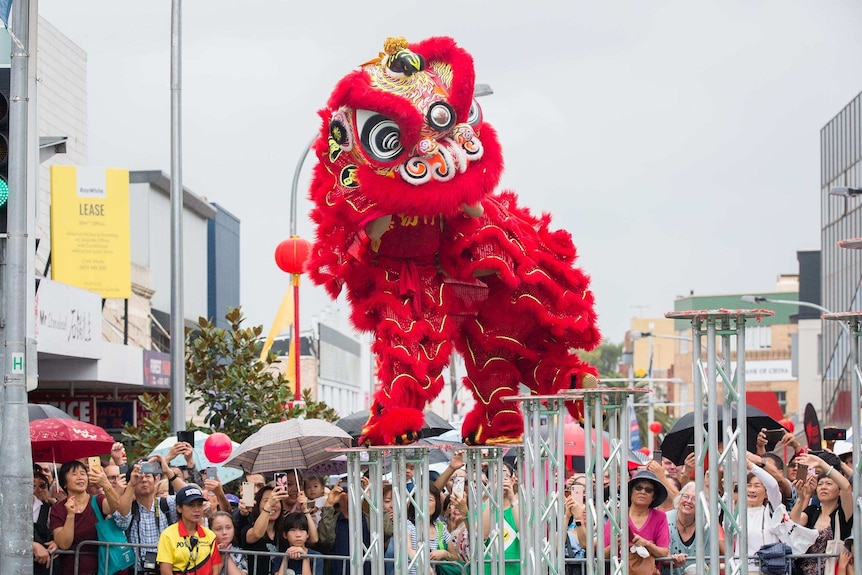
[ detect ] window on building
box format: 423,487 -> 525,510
774,390 -> 787,415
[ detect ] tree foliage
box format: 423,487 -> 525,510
121,307 -> 346,453
121,392 -> 173,462
578,341 -> 623,378
185,307 -> 339,444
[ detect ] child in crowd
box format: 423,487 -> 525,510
211,511 -> 249,575
302,476 -> 327,526
277,513 -> 323,575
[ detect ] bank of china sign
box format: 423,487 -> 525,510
731,360 -> 794,382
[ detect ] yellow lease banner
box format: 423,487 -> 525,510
50,166 -> 131,299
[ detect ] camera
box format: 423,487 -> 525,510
142,551 -> 158,574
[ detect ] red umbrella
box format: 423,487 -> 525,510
565,423 -> 610,472
30,418 -> 116,463
565,422 -> 609,457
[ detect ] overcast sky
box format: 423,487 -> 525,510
37,0 -> 862,345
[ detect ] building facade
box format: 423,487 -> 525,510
671,283 -> 801,424
820,91 -> 862,426
27,20 -> 240,430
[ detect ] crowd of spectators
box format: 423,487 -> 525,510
30,425 -> 857,575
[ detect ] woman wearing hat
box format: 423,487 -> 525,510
156,485 -> 222,575
602,469 -> 670,570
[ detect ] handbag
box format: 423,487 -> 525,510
823,518 -> 843,575
766,503 -> 818,555
90,496 -> 136,575
627,547 -> 657,575
755,541 -> 791,575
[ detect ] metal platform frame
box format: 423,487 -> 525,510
580,387 -> 641,575
665,309 -> 773,575
821,310 -> 862,572
504,394 -> 575,575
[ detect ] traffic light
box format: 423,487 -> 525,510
0,67 -> 8,234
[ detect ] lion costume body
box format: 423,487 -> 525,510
307,37 -> 601,445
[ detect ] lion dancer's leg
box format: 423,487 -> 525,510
455,316 -> 528,445
358,290 -> 456,446
520,350 -> 599,423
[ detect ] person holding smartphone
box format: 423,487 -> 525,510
112,446 -> 190,571
790,451 -> 854,575
317,481 -> 372,575
49,459 -> 121,575
241,484 -> 287,575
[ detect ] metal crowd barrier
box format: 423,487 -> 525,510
48,539 -> 845,575
49,540 -> 473,575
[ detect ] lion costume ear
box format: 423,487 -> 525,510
407,36 -> 476,121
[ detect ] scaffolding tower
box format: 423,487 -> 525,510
822,310 -> 862,572
665,309 -> 773,575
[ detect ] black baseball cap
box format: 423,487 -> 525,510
176,485 -> 206,506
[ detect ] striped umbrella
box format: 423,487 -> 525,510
223,419 -> 352,474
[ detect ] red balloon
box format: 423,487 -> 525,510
649,421 -> 662,434
203,432 -> 233,464
275,236 -> 312,274
779,418 -> 794,433
639,447 -> 651,456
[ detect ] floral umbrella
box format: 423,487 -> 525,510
30,418 -> 116,463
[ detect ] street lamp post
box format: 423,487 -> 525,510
829,186 -> 862,197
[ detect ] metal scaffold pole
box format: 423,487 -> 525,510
666,309 -> 772,575
347,446 -> 431,575
582,387 -> 639,575
463,445 -> 507,575
507,394 -> 573,575
821,311 -> 862,573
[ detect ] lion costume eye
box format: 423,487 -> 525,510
356,109 -> 404,163
466,99 -> 482,127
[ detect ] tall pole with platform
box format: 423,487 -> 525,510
581,387 -> 639,575
665,309 -> 772,575
506,394 -> 572,574
822,311 -> 861,568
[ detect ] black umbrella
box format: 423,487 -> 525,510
660,405 -> 782,465
28,403 -> 74,422
336,409 -> 454,443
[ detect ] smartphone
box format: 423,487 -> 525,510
823,428 -> 847,441
652,449 -> 662,463
765,429 -> 785,444
241,481 -> 255,506
274,472 -> 288,489
682,443 -> 695,461
87,456 -> 102,473
176,430 -> 195,448
206,467 -> 218,481
796,463 -> 808,478
140,461 -> 159,475
338,479 -> 349,491
452,476 -> 465,497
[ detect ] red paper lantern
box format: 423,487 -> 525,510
649,421 -> 662,434
275,236 -> 312,274
779,418 -> 794,433
203,432 -> 233,464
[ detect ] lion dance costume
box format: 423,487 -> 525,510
307,37 -> 601,445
